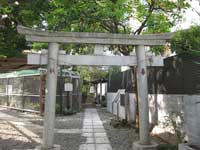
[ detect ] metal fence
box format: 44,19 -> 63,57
108,54 -> 200,95
0,69 -> 82,114
0,75 -> 41,112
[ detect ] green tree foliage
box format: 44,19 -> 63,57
0,0 -> 49,57
171,26 -> 200,56
138,0 -> 189,55
44,0 -> 190,55
32,43 -> 48,50
0,0 -> 190,57
45,0 -> 132,33
0,27 -> 27,57
76,66 -> 108,95
0,0 -> 49,27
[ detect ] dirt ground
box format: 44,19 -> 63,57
0,107 -> 174,150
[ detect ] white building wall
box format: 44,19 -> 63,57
107,92 -> 200,144
184,95 -> 200,148
150,94 -> 185,134
97,83 -> 107,95
107,92 -> 116,112
106,93 -> 136,122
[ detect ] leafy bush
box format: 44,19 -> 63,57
101,96 -> 107,107
32,103 -> 40,111
163,111 -> 185,143
158,144 -> 178,150
0,55 -> 6,58
171,26 -> 200,56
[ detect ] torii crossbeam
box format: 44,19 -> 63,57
28,53 -> 164,66
17,25 -> 172,45
17,25 -> 173,150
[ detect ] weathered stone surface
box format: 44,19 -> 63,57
179,143 -> 196,150
28,54 -> 164,66
17,26 -> 173,39
136,45 -> 149,144
133,141 -> 158,150
17,25 -> 173,45
35,144 -> 61,150
43,43 -> 59,148
79,108 -> 112,150
184,96 -> 200,148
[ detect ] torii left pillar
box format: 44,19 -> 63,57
38,43 -> 60,150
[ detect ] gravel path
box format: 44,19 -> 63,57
0,108 -> 84,150
0,107 -> 161,150
0,108 -> 40,150
97,107 -> 138,150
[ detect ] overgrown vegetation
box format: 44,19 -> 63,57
0,27 -> 27,57
158,144 -> 178,150
110,118 -> 136,129
100,96 -> 107,107
0,0 -> 191,57
171,25 -> 200,56
163,111 -> 185,143
77,66 -> 108,96
28,103 -> 40,111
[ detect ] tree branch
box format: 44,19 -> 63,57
134,0 -> 155,35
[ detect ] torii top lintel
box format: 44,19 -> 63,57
17,25 -> 173,46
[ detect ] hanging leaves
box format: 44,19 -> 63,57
171,26 -> 200,56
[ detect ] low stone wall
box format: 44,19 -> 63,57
107,92 -> 200,145
179,143 -> 197,150
184,96 -> 200,148
106,92 -> 136,122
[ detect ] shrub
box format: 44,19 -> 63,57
158,144 -> 178,150
101,96 -> 107,107
171,26 -> 200,56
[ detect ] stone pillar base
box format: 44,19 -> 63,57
133,141 -> 158,150
96,104 -> 101,107
179,143 -> 196,150
34,145 -> 61,150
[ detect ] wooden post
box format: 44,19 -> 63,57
43,42 -> 59,149
22,76 -> 25,109
39,75 -> 45,115
117,102 -> 120,120
100,81 -> 102,104
125,92 -> 129,122
6,78 -> 9,106
69,77 -> 73,112
78,78 -> 81,111
59,66 -> 64,114
95,84 -> 98,104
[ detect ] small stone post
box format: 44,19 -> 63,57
95,84 -> 98,104
100,81 -> 102,104
69,77 -> 73,112
125,92 -> 129,122
43,43 -> 59,149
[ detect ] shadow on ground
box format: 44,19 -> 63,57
0,108 -> 84,150
0,137 -> 36,150
97,107 -> 139,150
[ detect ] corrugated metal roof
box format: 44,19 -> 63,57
0,69 -> 81,79
0,70 -> 41,78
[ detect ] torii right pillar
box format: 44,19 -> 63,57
133,45 -> 158,150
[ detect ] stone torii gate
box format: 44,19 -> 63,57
17,26 -> 173,150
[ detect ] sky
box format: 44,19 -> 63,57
172,0 -> 200,31
129,0 -> 200,32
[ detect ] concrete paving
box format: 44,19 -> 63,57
0,107 -> 144,150
79,108 -> 112,150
